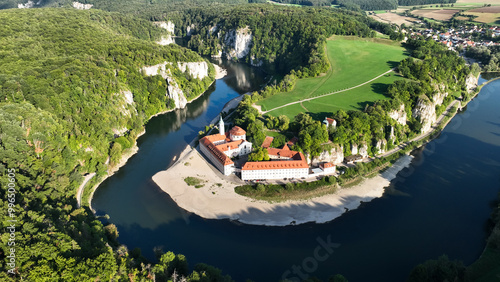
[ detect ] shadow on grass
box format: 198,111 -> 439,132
387,60 -> 400,69
371,82 -> 392,96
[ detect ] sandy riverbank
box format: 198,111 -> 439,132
213,63 -> 227,80
152,147 -> 414,226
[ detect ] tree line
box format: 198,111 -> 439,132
0,8 -> 226,281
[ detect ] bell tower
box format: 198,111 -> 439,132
219,115 -> 225,135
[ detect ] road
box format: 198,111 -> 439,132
76,172 -> 96,208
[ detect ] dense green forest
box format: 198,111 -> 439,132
162,5 -> 380,76
466,45 -> 500,72
0,8 -> 225,281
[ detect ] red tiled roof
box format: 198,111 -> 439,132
203,132 -> 229,144
230,126 -> 246,136
200,136 -> 234,166
241,160 -> 309,171
261,136 -> 274,148
325,118 -> 335,125
320,162 -> 334,168
284,137 -> 298,149
215,140 -> 244,152
267,148 -> 298,159
242,149 -> 308,171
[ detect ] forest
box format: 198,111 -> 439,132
164,5 -> 382,76
465,45 -> 500,72
0,8 -> 224,281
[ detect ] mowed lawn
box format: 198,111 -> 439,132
270,72 -> 404,119
257,37 -> 408,113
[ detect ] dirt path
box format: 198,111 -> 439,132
76,172 -> 96,208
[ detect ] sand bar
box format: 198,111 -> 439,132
152,147 -> 414,226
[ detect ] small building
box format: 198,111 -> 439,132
261,136 -> 274,149
320,162 -> 336,174
284,136 -> 298,150
323,117 -> 337,129
344,154 -> 363,165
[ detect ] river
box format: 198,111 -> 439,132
92,65 -> 500,281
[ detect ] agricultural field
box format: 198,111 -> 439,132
268,72 -> 403,119
464,6 -> 500,24
257,37 -> 408,118
370,12 -> 416,25
456,0 -> 500,4
411,9 -> 459,21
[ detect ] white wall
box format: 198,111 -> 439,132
241,168 -> 309,181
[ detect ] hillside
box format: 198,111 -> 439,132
0,8 -> 220,280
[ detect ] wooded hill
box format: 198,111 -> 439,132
164,5 -> 379,76
0,8 -> 225,280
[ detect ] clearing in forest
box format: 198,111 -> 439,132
257,36 -> 408,117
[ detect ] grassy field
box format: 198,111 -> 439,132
269,72 -> 403,119
258,37 -> 408,117
411,9 -> 460,21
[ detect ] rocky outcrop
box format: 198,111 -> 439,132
224,26 -> 252,59
72,2 -> 93,9
155,21 -> 175,35
465,73 -> 479,93
177,62 -> 209,80
186,24 -> 195,36
157,36 -> 175,46
358,142 -> 368,158
351,143 -> 358,155
141,62 -> 187,109
154,21 -> 175,46
388,103 -> 407,125
412,95 -> 436,133
311,144 -> 344,166
211,50 -> 223,58
18,1 -> 35,8
375,139 -> 387,154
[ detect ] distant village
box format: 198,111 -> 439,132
405,25 -> 500,50
199,117 -> 338,182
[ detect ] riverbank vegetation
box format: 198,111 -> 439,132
0,8 -> 224,281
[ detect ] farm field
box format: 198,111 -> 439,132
257,37 -> 408,114
465,6 -> 500,24
456,0 -> 500,4
411,9 -> 459,21
268,72 -> 403,119
370,12 -> 416,25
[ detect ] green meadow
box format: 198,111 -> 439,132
258,36 -> 409,116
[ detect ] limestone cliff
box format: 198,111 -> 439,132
177,62 -> 209,80
412,95 -> 436,133
224,26 -> 252,60
18,1 -> 34,8
358,142 -> 368,158
388,103 -> 407,125
375,139 -> 387,154
141,61 -> 210,109
154,21 -> 175,46
72,2 -> 93,10
311,144 -> 344,166
465,73 -> 479,93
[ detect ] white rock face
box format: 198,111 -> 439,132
389,126 -> 395,143
166,73 -> 187,109
224,26 -> 252,59
211,50 -> 223,58
412,96 -> 436,133
358,143 -> 368,158
388,103 -> 407,125
177,62 -> 209,80
466,73 -> 479,93
186,24 -> 195,36
155,21 -> 175,35
157,35 -> 175,45
72,2 -> 93,10
141,62 -> 171,79
209,25 -> 218,35
122,90 -> 134,105
18,1 -> 34,8
375,139 -> 387,154
351,143 -> 358,155
312,145 -> 344,166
